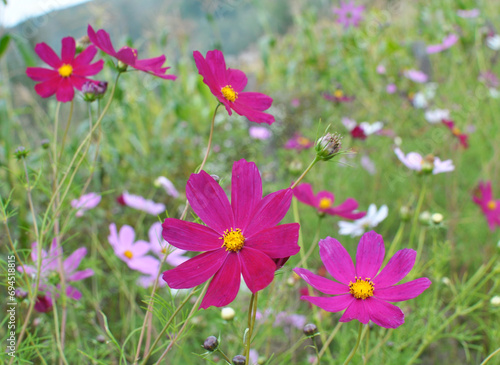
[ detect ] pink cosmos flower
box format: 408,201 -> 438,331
342,117 -> 383,140
26,37 -> 104,102
386,83 -> 397,94
284,133 -> 314,150
193,49 -> 274,125
155,176 -> 179,198
426,34 -> 459,54
249,126 -> 272,140
479,71 -> 499,88
108,223 -> 160,275
161,159 -> 300,309
472,181 -> 500,231
87,25 -> 176,80
18,239 -> 94,312
323,90 -> 354,103
442,120 -> 469,148
394,147 -> 454,174
404,69 -> 428,83
294,231 -> 431,328
376,64 -> 386,74
71,192 -> 101,217
293,183 -> 365,220
332,1 -> 365,29
457,9 -> 480,18
119,191 -> 165,215
148,222 -> 189,267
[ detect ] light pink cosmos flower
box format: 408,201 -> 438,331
404,69 -> 428,83
332,1 -> 365,29
18,239 -> 94,312
155,176 -> 179,198
425,108 -> 450,124
376,64 -> 386,74
119,191 -> 165,215
26,37 -> 104,102
108,224 -> 160,275
249,126 -> 272,140
293,183 -> 365,220
162,159 -> 300,309
472,181 -> 500,231
71,192 -> 101,217
394,147 -> 454,174
479,71 -> 499,88
294,231 -> 432,328
386,83 -> 397,94
426,34 -> 459,54
284,133 -> 314,150
457,9 -> 480,18
148,222 -> 189,267
193,49 -> 274,125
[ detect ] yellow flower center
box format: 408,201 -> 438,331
334,89 -> 344,98
124,250 -> 133,259
349,277 -> 374,300
488,200 -> 497,210
58,64 -> 73,77
221,85 -> 238,102
221,228 -> 245,252
451,127 -> 462,136
319,198 -> 332,209
298,137 -> 310,146
161,248 -> 167,254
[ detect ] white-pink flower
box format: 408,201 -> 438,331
457,9 -> 479,18
155,176 -> 179,198
71,192 -> 101,217
120,191 -> 165,215
426,34 -> 459,54
404,69 -> 428,83
148,222 -> 189,267
394,147 -> 454,174
249,126 -> 272,140
425,108 -> 450,124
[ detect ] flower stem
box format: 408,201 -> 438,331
313,322 -> 343,365
58,100 -> 74,162
217,348 -> 232,364
244,292 -> 259,365
342,322 -> 365,365
290,156 -> 320,189
480,347 -> 500,365
408,179 -> 427,248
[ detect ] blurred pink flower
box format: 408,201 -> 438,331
457,9 -> 480,18
148,222 -> 189,267
71,192 -> 101,217
404,69 -> 428,83
376,64 -> 386,74
155,176 -> 179,198
284,133 -> 314,150
386,83 -> 397,94
442,120 -> 469,148
120,191 -> 165,215
360,155 -> 376,175
332,1 -> 365,28
294,231 -> 431,328
394,147 -> 454,174
342,117 -> 383,140
291,98 -> 301,107
427,34 -> 459,54
479,71 -> 499,88
323,90 -> 354,103
472,181 -> 500,231
249,126 -> 272,140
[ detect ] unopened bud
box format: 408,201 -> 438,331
316,132 -> 343,161
40,139 -> 50,149
221,307 -> 235,321
232,355 -> 246,365
203,336 -> 218,351
490,295 -> 500,306
82,81 -> 108,102
419,211 -> 431,225
303,323 -> 318,336
14,146 -> 29,160
431,213 -> 443,224
96,334 -> 106,343
399,206 -> 412,221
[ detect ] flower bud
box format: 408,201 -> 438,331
399,206 -> 412,221
14,146 -> 29,160
431,213 -> 444,224
232,355 -> 246,365
316,132 -> 343,161
419,211 -> 431,225
303,323 -> 318,336
82,81 -> 108,102
221,307 -> 235,321
76,35 -> 91,53
40,139 -> 50,149
203,336 -> 219,352
490,295 -> 500,306
117,60 -> 129,72
96,334 -> 106,343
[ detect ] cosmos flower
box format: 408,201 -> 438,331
155,176 -> 179,198
404,69 -> 428,83
323,89 -> 355,103
442,120 -> 469,148
17,239 -> 94,312
249,126 -> 272,140
71,192 -> 101,217
426,34 -> 459,54
472,181 -> 500,231
293,183 -> 365,220
386,83 -> 397,94
26,36 -> 104,102
332,1 -> 365,29
193,49 -> 275,124
148,222 -> 189,267
457,9 -> 480,18
294,231 -> 431,328
338,204 -> 388,237
284,133 -> 314,150
486,34 -> 500,51
425,108 -> 450,124
376,64 -> 386,74
478,71 -> 499,88
162,159 -> 300,309
117,191 -> 165,215
87,25 -> 176,80
394,147 -> 455,175
342,117 -> 383,140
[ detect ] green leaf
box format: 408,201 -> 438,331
0,33 -> 10,58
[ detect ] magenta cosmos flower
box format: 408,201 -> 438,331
87,25 -> 176,80
284,133 -> 314,150
442,120 -> 469,148
293,183 -> 366,220
193,50 -> 275,125
162,159 -> 300,309
26,37 -> 104,102
472,181 -> 500,231
294,231 -> 431,328
332,1 -> 365,29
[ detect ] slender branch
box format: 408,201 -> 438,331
342,323 -> 365,365
290,156 -> 320,189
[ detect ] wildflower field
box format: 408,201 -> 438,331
2,1 -> 500,364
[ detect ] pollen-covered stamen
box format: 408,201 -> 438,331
124,250 -> 133,259
349,277 -> 374,300
451,127 -> 462,136
319,198 -> 332,209
58,64 -> 73,77
221,85 -> 238,102
220,228 -> 245,252
334,89 -> 344,98
488,200 -> 497,210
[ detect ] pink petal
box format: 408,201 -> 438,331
365,297 -> 404,328
87,25 -> 117,57
186,170 -> 233,233
67,268 -> 94,282
63,247 -> 87,275
161,218 -> 221,251
355,231 -> 385,279
134,55 -> 165,69
374,277 -> 431,302
373,249 -> 416,288
319,237 -> 355,285
128,256 -> 160,275
206,49 -> 228,87
116,47 -> 138,65
244,188 -> 293,235
244,223 -> 300,258
231,159 -> 262,229
340,298 -> 370,324
130,240 -> 151,257
193,50 -> 221,96
118,225 -> 136,248
60,37 -> 76,64
26,67 -> 58,81
34,42 -> 61,68
302,294 -> 354,312
239,248 -> 276,293
227,68 -> 247,92
162,250 -> 227,289
73,60 -> 104,77
66,285 -> 82,301
294,268 -> 349,295
55,77 -> 75,102
293,183 -> 317,207
328,197 -> 358,213
232,97 -> 275,125
200,253 -> 241,309
34,77 -> 60,98
73,44 -> 98,65
237,92 -> 273,111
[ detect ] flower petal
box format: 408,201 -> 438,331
34,42 -> 61,68
373,249 -> 416,288
293,183 -> 317,208
206,49 -> 228,87
365,297 -> 405,328
319,237 -> 355,285
130,240 -> 151,257
55,77 -> 75,102
244,223 -> 300,258
34,77 -> 60,98
237,92 -> 273,111
66,286 -> 82,301
355,231 -> 385,279
227,68 -> 247,92
232,97 -> 275,125
162,250 -> 227,289
294,268 -> 349,295
67,268 -> 94,282
73,60 -> 104,77
63,247 -> 87,275
374,277 -> 431,302
231,159 -> 262,229
193,50 -> 221,96
60,37 -> 76,64
186,170 -> 233,234
87,25 -> 117,57
161,218 -> 221,251
118,225 -> 136,249
339,298 -> 369,324
26,67 -> 58,81
128,256 -> 160,275
302,294 -> 354,312
200,253 -> 241,309
73,44 -> 98,65
239,248 -> 276,293
244,188 -> 293,235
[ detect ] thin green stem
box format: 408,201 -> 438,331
385,221 -> 405,263
58,100 -> 74,162
290,156 -> 320,189
216,348 -> 232,364
245,293 -> 259,365
314,322 -> 343,364
342,322 -> 365,365
409,179 -> 427,248
481,347 -> 500,365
